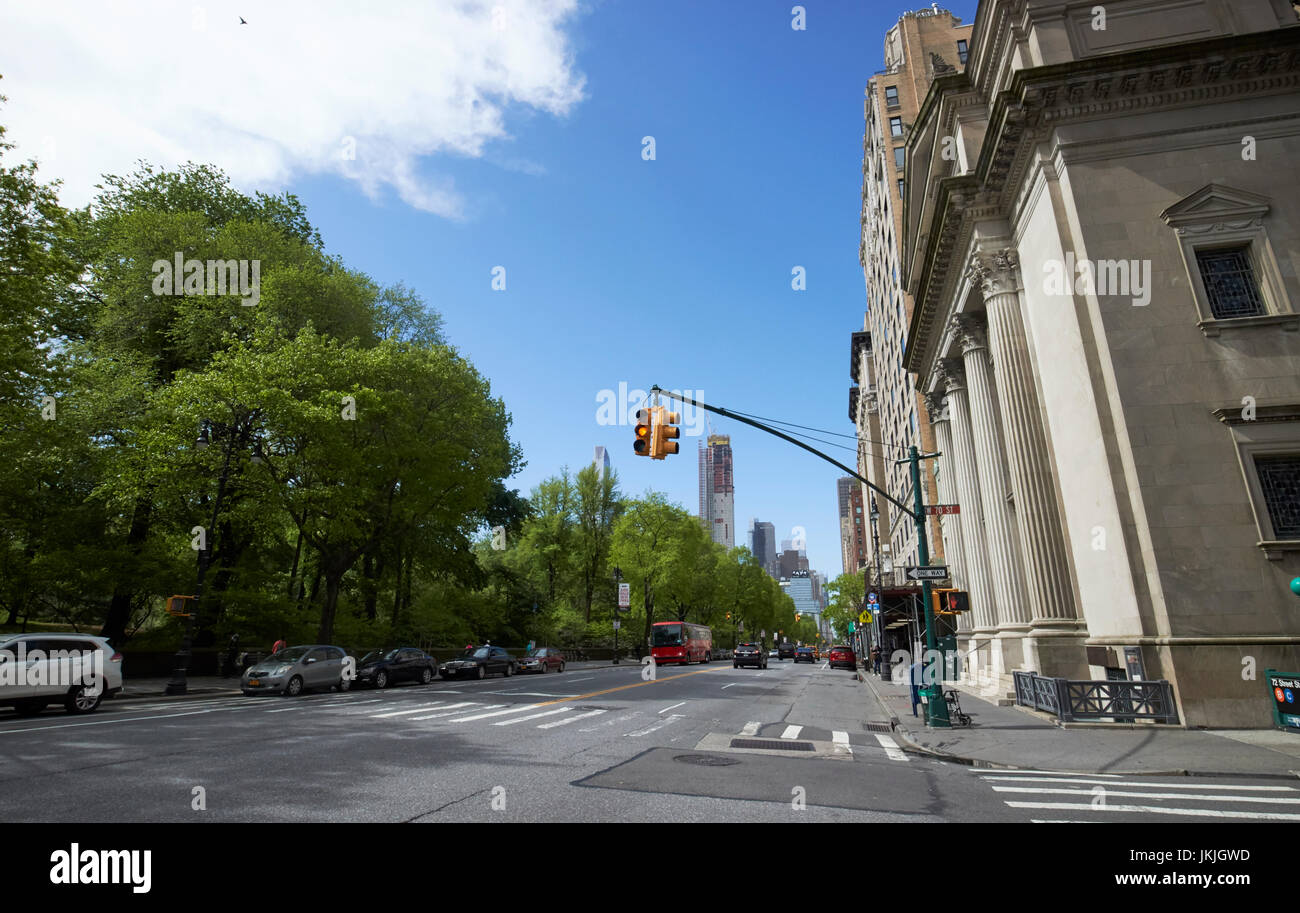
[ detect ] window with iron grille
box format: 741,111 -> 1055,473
1255,455 -> 1300,539
1197,248 -> 1265,318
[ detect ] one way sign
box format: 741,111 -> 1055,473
905,565 -> 948,581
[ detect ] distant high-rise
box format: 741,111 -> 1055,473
777,548 -> 809,580
594,445 -> 610,481
749,519 -> 777,577
698,434 -> 735,548
837,477 -> 867,575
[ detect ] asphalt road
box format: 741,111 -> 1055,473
2,659 -> 1295,823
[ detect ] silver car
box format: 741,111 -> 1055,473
242,645 -> 351,696
0,633 -> 123,716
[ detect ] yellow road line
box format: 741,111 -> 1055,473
536,665 -> 724,706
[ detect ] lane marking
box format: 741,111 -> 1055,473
449,704 -> 545,723
0,704 -> 260,735
493,708 -> 571,726
371,702 -> 455,719
1005,801 -> 1300,821
969,769 -> 1121,777
567,676 -> 595,683
780,725 -> 803,740
721,683 -> 737,690
873,732 -> 908,761
991,786 -> 1300,805
659,702 -> 687,714
979,775 -> 1297,791
739,721 -> 761,736
628,714 -> 685,737
408,702 -> 482,720
539,709 -> 607,729
533,665 -> 726,708
832,730 -> 853,756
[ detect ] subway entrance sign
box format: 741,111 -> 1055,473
1266,669 -> 1300,732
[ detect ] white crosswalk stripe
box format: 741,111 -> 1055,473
449,704 -> 546,723
493,708 -> 571,726
739,721 -> 761,736
539,709 -> 607,729
832,730 -> 852,756
627,714 -> 684,737
371,701 -> 457,719
873,732 -> 909,761
407,702 -> 483,720
979,770 -> 1300,821
780,725 -> 803,740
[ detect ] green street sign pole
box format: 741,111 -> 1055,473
907,445 -> 950,728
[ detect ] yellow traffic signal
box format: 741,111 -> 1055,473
634,407 -> 653,458
653,407 -> 680,459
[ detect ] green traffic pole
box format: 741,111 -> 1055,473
911,445 -> 950,728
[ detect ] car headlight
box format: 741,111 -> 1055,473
273,664 -> 292,676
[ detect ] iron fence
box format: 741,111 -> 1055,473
1012,670 -> 1178,724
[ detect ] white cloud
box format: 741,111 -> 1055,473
0,0 -> 586,217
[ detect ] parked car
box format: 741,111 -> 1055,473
0,633 -> 123,716
355,647 -> 438,688
714,648 -> 733,661
794,646 -> 815,664
828,645 -> 857,670
778,643 -> 796,661
242,645 -> 351,696
440,645 -> 516,680
768,649 -> 779,658
517,647 -> 565,674
734,642 -> 768,669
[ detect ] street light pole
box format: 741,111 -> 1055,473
903,445 -> 949,728
166,419 -> 237,696
869,501 -> 884,673
612,566 -> 622,665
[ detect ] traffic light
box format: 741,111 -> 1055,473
653,407 -> 680,459
634,408 -> 653,457
933,589 -> 970,615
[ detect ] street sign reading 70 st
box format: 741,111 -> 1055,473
905,566 -> 949,581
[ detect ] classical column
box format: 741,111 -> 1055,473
932,359 -> 997,640
969,249 -> 1086,673
951,313 -> 1032,674
923,391 -> 967,634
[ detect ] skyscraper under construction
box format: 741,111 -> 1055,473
698,434 -> 735,549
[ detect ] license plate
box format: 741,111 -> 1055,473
248,679 -> 260,687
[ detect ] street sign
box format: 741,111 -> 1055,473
926,504 -> 960,515
905,565 -> 948,581
612,620 -> 621,631
858,610 -> 873,624
618,583 -> 630,608
867,592 -> 878,604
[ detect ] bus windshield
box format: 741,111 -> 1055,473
652,624 -> 684,646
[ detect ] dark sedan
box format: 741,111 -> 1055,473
517,647 -> 566,674
355,647 -> 438,688
794,646 -> 815,664
778,643 -> 796,660
440,645 -> 516,680
733,642 -> 768,669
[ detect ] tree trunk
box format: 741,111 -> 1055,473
287,527 -> 303,598
318,573 -> 342,643
101,497 -> 152,644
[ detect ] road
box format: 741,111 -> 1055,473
2,660 -> 1295,823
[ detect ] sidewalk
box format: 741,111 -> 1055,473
115,659 -> 635,703
858,668 -> 1300,779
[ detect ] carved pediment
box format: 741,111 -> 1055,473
1160,184 -> 1271,229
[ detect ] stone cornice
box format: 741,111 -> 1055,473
1211,403 -> 1300,425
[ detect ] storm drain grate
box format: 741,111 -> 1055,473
730,738 -> 815,751
863,722 -> 893,733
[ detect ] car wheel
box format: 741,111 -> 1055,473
476,665 -> 485,680
504,663 -> 513,677
374,670 -> 389,689
704,652 -> 711,663
558,662 -> 565,673
14,699 -> 45,717
733,663 -> 738,668
421,667 -> 434,684
285,675 -> 304,697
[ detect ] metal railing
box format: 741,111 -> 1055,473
1012,671 -> 1179,724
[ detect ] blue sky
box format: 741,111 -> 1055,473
289,1 -> 979,576
6,0 -> 980,578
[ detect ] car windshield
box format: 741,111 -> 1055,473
359,651 -> 394,665
652,625 -> 684,646
271,647 -> 310,662
472,648 -> 490,658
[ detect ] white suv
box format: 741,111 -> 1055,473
0,633 -> 124,716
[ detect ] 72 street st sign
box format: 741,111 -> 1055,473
905,565 -> 949,581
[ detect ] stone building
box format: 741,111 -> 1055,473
901,0 -> 1300,726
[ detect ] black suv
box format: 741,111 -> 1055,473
777,642 -> 796,661
794,646 -> 815,663
734,642 -> 768,669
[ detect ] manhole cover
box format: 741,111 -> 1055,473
730,738 -> 815,751
864,722 -> 893,733
674,753 -> 740,767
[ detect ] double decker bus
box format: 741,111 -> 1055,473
651,621 -> 712,666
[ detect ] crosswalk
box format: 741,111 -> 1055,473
974,769 -> 1300,821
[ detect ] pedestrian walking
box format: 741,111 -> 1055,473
908,659 -> 924,718
871,645 -> 881,675
224,633 -> 240,678
271,637 -> 287,655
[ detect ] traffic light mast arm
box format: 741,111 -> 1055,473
650,386 -> 919,521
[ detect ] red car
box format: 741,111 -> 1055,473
517,647 -> 566,674
828,645 -> 857,670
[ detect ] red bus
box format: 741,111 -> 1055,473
651,621 -> 713,666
